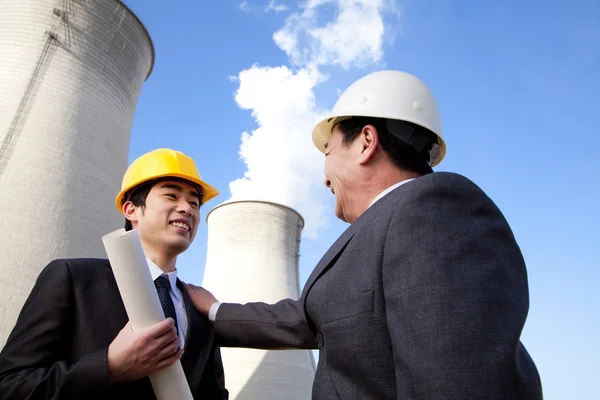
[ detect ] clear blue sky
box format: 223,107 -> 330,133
124,1 -> 599,398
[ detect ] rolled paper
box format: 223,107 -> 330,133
102,228 -> 193,400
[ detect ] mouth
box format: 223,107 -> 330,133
169,220 -> 191,232
331,188 -> 335,195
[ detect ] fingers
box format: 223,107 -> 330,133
146,326 -> 177,361
156,335 -> 180,360
155,323 -> 177,343
156,348 -> 184,370
143,318 -> 175,338
184,282 -> 206,293
183,282 -> 197,293
182,282 -> 191,295
125,319 -> 177,353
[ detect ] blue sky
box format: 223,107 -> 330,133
124,1 -> 599,398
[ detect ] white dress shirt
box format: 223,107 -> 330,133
147,258 -> 188,346
368,178 -> 415,208
208,178 -> 417,322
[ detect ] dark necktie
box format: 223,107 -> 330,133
154,275 -> 179,336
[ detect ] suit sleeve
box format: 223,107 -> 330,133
213,298 -> 317,350
382,178 -> 539,399
0,259 -> 110,399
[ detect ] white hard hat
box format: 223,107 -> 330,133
312,70 -> 446,167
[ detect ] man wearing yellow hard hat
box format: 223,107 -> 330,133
186,70 -> 543,399
0,149 -> 228,399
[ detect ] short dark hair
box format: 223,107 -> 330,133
335,117 -> 436,176
121,177 -> 204,231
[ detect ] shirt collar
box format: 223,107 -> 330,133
368,178 -> 416,208
146,258 -> 181,300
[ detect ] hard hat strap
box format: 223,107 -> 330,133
385,119 -> 439,166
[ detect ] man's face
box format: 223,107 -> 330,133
131,180 -> 201,256
324,126 -> 359,223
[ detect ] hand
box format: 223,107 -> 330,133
107,318 -> 182,383
183,283 -> 218,316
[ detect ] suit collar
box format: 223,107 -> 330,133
368,177 -> 416,208
147,259 -> 181,300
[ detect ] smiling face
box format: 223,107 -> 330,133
323,125 -> 361,223
124,179 -> 202,257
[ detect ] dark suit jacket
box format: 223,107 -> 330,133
213,172 -> 543,399
0,258 -> 228,399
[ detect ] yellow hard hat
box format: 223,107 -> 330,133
115,148 -> 219,213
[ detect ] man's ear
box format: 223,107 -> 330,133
122,201 -> 139,225
358,124 -> 380,165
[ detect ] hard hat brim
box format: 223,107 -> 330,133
115,173 -> 220,213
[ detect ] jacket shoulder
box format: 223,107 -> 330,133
420,171 -> 483,190
399,172 -> 491,202
43,258 -> 110,277
377,172 -> 487,208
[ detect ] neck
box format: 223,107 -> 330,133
350,166 -> 420,223
369,169 -> 420,202
141,244 -> 177,273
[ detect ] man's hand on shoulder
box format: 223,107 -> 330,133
107,318 -> 182,383
183,283 -> 217,316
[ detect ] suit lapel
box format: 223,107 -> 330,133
104,261 -> 122,298
300,200 -> 388,303
177,279 -> 210,363
178,279 -> 194,354
301,225 -> 356,299
302,185 -> 405,294
101,261 -> 130,336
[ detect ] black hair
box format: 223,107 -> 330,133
336,117 -> 436,176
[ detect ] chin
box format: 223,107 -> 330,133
334,207 -> 346,223
167,239 -> 191,254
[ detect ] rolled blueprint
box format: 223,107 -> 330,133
102,228 -> 193,400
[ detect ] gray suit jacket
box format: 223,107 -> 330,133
214,172 -> 543,399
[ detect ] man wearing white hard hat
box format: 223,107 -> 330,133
186,71 -> 543,399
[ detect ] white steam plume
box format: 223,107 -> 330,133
229,0 -> 394,238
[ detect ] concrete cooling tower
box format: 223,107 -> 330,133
0,0 -> 153,345
203,201 -> 316,399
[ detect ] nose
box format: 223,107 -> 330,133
177,200 -> 193,217
324,178 -> 331,188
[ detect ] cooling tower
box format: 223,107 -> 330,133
0,0 -> 154,346
203,200 -> 316,399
